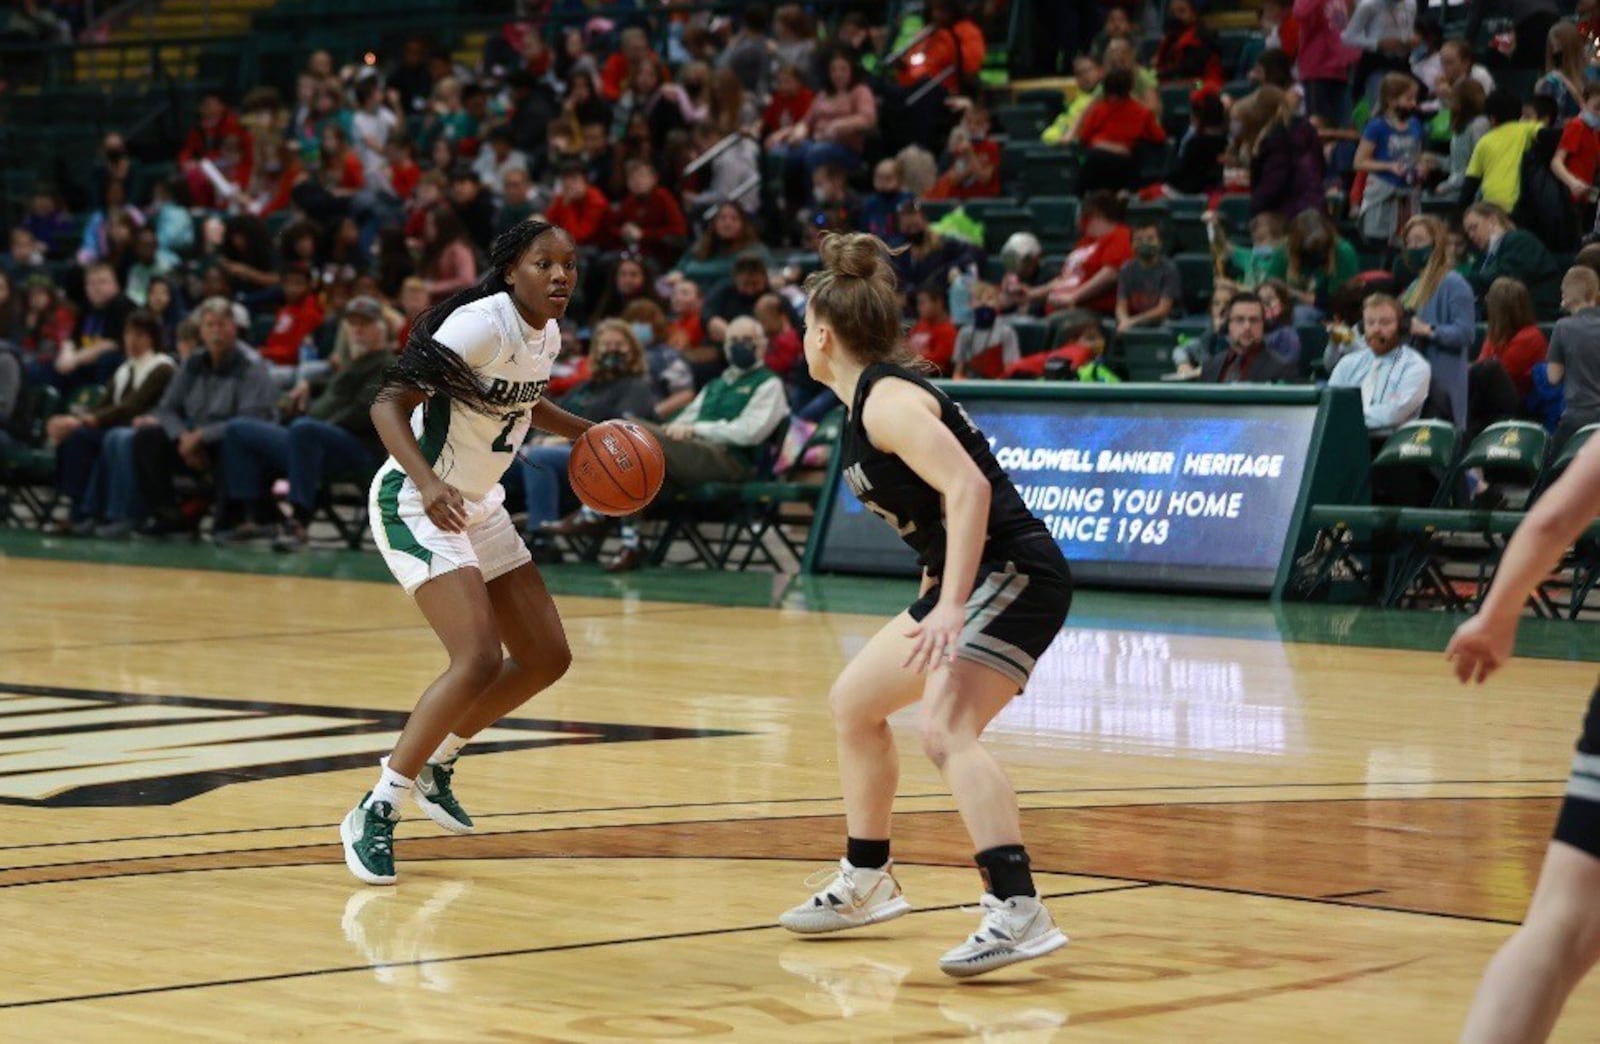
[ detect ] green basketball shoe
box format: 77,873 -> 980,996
415,759 -> 474,835
340,794 -> 399,885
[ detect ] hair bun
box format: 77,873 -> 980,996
820,231 -> 891,282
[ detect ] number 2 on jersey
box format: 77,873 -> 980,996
491,412 -> 522,453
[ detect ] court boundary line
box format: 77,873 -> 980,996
0,881 -> 1158,1010
0,603 -> 712,658
0,780 -> 1566,854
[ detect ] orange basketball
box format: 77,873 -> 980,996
568,420 -> 666,516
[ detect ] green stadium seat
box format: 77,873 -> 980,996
1172,252 -> 1215,315
1010,317 -> 1053,355
978,206 -> 1035,253
992,103 -> 1050,139
1012,88 -> 1065,119
1028,195 -> 1079,252
1116,328 -> 1178,381
1297,421 -> 1461,602
1023,150 -> 1079,198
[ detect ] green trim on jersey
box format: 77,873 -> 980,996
377,470 -> 431,565
375,394 -> 453,567
420,393 -> 451,466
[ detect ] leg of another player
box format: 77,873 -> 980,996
779,614 -> 924,934
1461,841 -> 1600,1043
921,660 -> 1069,978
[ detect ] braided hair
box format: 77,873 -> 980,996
375,217 -> 563,417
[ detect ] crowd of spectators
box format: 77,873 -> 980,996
6,0 -> 1600,564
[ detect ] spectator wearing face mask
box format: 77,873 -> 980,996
1115,224 -> 1184,336
521,319 -> 659,561
549,315 -> 791,573
953,282 -> 1019,379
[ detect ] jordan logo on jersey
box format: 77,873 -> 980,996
0,682 -> 744,806
485,377 -> 549,407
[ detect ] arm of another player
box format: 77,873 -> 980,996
529,398 -> 594,440
1447,438 -> 1600,683
862,379 -> 991,674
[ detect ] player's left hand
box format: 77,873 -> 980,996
1445,612 -> 1516,685
665,423 -> 695,441
903,602 -> 964,674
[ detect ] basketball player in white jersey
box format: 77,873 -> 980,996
342,219 -> 594,885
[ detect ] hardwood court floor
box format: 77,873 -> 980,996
2,551 -> 1600,1041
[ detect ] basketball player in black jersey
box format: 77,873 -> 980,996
1448,438 -> 1600,1042
778,232 -> 1074,978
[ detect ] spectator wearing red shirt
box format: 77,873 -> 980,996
545,160 -> 612,248
260,266 -> 326,367
895,0 -> 985,90
755,292 -> 805,383
667,277 -> 706,349
1031,191 -> 1134,336
1262,0 -> 1301,61
1479,276 -> 1548,400
908,280 -> 959,376
1554,82 -> 1600,226
600,27 -> 668,102
762,66 -> 815,138
1073,66 -> 1167,195
927,124 -> 1002,200
603,160 -> 688,268
1155,0 -> 1226,87
179,92 -> 254,208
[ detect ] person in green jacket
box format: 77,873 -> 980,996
214,295 -> 396,550
1264,210 -> 1361,324
581,315 -> 791,572
1463,201 -> 1562,317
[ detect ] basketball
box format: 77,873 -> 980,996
568,420 -> 666,516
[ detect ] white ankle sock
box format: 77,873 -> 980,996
366,758 -> 412,809
430,733 -> 468,764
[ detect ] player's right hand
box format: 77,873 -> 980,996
421,479 -> 468,533
1445,613 -> 1516,685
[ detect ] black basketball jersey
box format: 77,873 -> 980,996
840,363 -> 1065,578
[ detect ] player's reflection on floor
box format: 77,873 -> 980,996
777,946 -> 911,1018
341,880 -> 472,991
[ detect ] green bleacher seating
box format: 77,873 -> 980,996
1173,252 -> 1215,315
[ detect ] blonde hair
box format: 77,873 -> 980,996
1564,265 -> 1600,303
1400,215 -> 1453,313
1549,22 -> 1587,86
803,232 -> 928,372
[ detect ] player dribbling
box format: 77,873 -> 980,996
341,219 -> 593,885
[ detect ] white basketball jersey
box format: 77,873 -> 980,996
402,292 -> 558,500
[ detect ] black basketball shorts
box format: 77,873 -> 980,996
1554,682 -> 1600,860
908,556 -> 1073,690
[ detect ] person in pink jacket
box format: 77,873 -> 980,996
1295,0 -> 1359,127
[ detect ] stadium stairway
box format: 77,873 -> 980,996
74,0 -> 276,84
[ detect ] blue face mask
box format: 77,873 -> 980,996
1252,243 -> 1276,258
629,322 -> 654,346
1583,110 -> 1600,131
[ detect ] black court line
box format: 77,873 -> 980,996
0,603 -> 710,658
0,778 -> 1566,855
0,882 -> 1157,1010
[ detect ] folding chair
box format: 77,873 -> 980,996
1294,421 -> 1459,601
